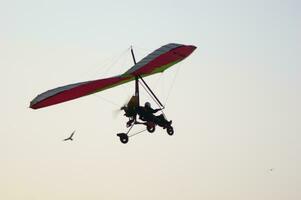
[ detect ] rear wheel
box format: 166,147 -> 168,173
147,125 -> 155,133
167,126 -> 174,136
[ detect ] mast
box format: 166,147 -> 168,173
130,46 -> 139,105
130,45 -> 164,110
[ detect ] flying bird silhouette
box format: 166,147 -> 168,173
63,130 -> 75,141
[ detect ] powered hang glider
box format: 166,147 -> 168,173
30,43 -> 197,143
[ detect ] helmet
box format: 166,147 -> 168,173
145,102 -> 151,108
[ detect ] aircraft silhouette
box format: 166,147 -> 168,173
63,130 -> 75,141
29,43 -> 196,144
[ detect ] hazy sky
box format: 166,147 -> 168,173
0,0 -> 300,199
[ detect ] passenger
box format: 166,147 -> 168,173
139,102 -> 171,126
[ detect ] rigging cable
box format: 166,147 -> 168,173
129,129 -> 147,137
78,47 -> 131,80
91,47 -> 131,108
164,62 -> 182,106
102,47 -> 131,76
92,95 -> 121,108
138,79 -> 167,118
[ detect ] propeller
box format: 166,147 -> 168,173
112,95 -> 132,119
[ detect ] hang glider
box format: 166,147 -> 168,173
30,43 -> 196,109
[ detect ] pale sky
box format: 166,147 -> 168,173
0,0 -> 300,199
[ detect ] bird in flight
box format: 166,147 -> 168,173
63,130 -> 75,141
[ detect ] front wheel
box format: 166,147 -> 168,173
117,133 -> 129,144
167,126 -> 174,136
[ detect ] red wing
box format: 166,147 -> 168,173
30,43 -> 197,109
124,43 -> 197,76
30,75 -> 133,109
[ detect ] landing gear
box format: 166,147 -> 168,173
117,133 -> 129,144
167,126 -> 174,135
146,122 -> 156,133
126,119 -> 134,128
